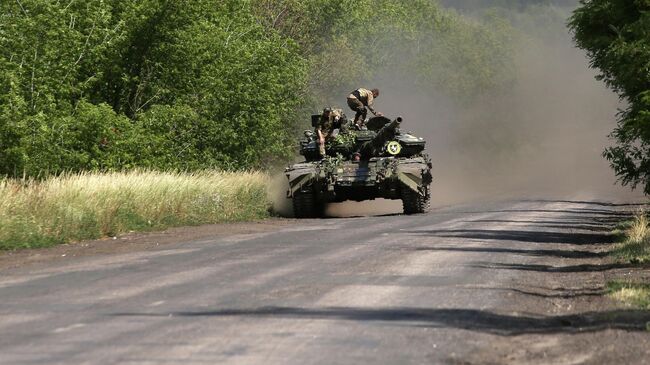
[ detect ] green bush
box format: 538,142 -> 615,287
0,0 -> 519,176
16,102 -> 143,175
0,0 -> 307,175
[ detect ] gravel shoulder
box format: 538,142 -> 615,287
0,219 -> 294,271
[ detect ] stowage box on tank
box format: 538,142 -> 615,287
285,115 -> 432,218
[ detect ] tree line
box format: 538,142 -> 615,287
441,0 -> 578,11
570,0 -> 650,194
0,0 -> 514,177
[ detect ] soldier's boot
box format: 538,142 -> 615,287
354,108 -> 368,130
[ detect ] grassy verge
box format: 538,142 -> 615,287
608,210 -> 650,313
0,170 -> 271,250
607,282 -> 650,309
611,210 -> 650,264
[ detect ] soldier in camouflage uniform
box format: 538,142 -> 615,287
316,107 -> 344,158
347,87 -> 383,129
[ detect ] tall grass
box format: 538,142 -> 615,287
608,282 -> 650,310
0,170 -> 271,250
612,210 -> 650,264
609,210 -> 650,318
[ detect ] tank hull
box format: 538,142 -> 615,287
286,155 -> 432,217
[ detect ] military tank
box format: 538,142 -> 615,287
285,113 -> 432,218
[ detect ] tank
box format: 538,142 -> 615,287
285,114 -> 433,218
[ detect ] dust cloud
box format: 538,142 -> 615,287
275,5 -> 645,217
374,9 -> 644,208
269,173 -> 294,217
270,171 -> 403,217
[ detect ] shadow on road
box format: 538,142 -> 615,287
522,200 -> 648,208
406,229 -> 615,245
411,246 -> 608,259
480,286 -> 606,299
463,219 -> 613,232
456,209 -> 634,217
113,306 -> 650,336
471,262 -> 634,273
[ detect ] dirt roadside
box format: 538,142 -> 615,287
0,218 -> 294,271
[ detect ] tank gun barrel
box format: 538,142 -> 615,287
370,117 -> 402,150
361,116 -> 402,157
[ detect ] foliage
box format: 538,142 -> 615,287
253,0 -> 517,104
0,0 -> 519,177
612,210 -> 650,264
608,212 -> 650,313
569,0 -> 650,194
0,170 -> 271,250
37,104 -> 144,172
0,0 -> 307,175
441,0 -> 579,11
331,131 -> 356,147
608,282 -> 650,310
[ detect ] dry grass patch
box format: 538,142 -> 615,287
0,170 -> 271,250
608,282 -> 650,310
612,210 -> 650,264
608,209 -> 650,322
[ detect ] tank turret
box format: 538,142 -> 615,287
359,117 -> 402,158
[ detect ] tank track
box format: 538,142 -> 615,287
402,187 -> 430,215
292,191 -> 325,218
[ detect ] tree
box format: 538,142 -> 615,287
0,0 -> 308,174
253,0 -> 516,104
441,0 -> 579,10
570,0 -> 650,194
0,0 -> 519,176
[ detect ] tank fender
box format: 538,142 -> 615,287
285,166 -> 318,197
396,161 -> 431,196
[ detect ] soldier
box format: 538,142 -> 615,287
316,107 -> 343,158
347,87 -> 383,129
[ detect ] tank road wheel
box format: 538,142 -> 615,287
402,188 -> 430,215
292,192 -> 324,218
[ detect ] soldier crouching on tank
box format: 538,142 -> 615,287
347,87 -> 383,130
316,107 -> 344,158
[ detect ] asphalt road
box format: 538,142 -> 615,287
1,200 -> 649,364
